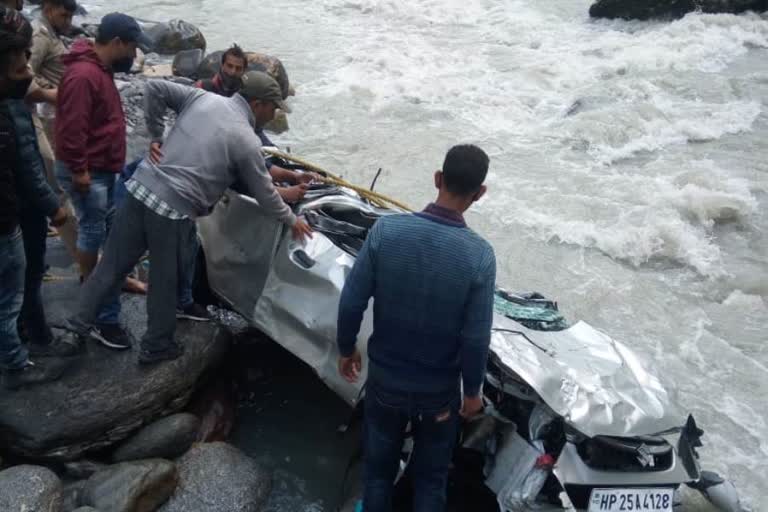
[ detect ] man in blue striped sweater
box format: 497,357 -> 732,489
337,144 -> 496,512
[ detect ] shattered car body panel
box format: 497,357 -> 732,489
197,183 -> 745,512
490,315 -> 684,438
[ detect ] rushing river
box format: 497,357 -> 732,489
81,0 -> 768,509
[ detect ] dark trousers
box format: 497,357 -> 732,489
18,209 -> 52,345
0,228 -> 29,370
70,194 -> 195,352
115,160 -> 196,309
363,379 -> 460,512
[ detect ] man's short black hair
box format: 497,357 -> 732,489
221,43 -> 247,67
42,0 -> 78,13
0,6 -> 32,75
442,144 -> 489,196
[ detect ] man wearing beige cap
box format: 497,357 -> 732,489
59,71 -> 312,365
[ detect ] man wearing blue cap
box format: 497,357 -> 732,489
54,12 -> 151,351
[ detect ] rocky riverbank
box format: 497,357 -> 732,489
0,11 -> 307,512
0,239 -> 274,512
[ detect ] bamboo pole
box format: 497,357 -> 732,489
262,148 -> 413,212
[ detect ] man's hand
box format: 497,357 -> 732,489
72,171 -> 91,195
293,170 -> 321,185
149,142 -> 163,164
49,207 -> 68,227
43,88 -> 57,105
291,218 -> 313,242
338,350 -> 362,383
279,184 -> 308,204
460,395 -> 484,419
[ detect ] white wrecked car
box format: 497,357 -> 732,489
196,171 -> 747,512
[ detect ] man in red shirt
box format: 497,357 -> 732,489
54,12 -> 150,350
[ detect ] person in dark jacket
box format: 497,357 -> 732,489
337,145 -> 496,512
54,12 -> 150,350
0,6 -> 69,389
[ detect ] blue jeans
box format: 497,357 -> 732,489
18,208 -> 52,344
363,380 -> 461,512
115,158 -> 196,309
55,162 -> 121,324
0,229 -> 29,370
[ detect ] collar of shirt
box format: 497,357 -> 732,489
415,202 -> 466,228
39,16 -> 58,39
231,92 -> 256,128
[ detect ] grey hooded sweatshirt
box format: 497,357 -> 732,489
132,80 -> 297,226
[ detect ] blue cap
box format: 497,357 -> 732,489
98,12 -> 152,52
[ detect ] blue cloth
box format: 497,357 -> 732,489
55,162 -> 116,254
362,379 -> 460,512
337,206 -> 496,397
115,158 -> 142,208
56,161 -> 121,325
0,228 -> 29,370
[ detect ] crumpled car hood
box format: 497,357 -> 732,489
490,313 -> 684,438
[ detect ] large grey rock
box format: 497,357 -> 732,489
589,0 -> 768,19
146,20 -> 207,55
61,481 -> 87,512
172,49 -> 204,79
63,459 -> 109,480
113,413 -> 200,462
72,508 -> 97,512
0,465 -> 62,511
0,273 -> 231,461
160,443 -> 271,512
83,459 -> 177,512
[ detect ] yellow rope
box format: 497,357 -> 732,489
262,148 -> 413,212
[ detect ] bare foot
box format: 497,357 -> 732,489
122,276 -> 148,295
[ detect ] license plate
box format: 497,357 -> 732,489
588,488 -> 673,512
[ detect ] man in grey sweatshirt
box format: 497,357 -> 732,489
61,71 -> 312,364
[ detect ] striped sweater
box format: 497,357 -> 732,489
337,205 -> 496,396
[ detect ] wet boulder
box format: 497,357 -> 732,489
197,50 -> 292,99
112,413 -> 200,463
160,443 -> 271,512
0,273 -> 231,461
82,459 -> 177,512
172,48 -> 204,79
63,460 -> 109,480
60,480 -> 87,512
589,0 -> 768,20
0,465 -> 62,511
146,20 -> 206,55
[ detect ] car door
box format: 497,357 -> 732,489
197,190 -> 284,316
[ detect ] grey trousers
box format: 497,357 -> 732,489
71,193 -> 196,352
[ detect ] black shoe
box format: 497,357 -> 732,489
90,323 -> 134,350
176,303 -> 211,322
2,360 -> 67,390
138,342 -> 184,365
28,332 -> 84,357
